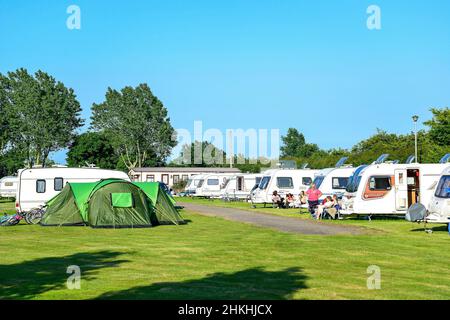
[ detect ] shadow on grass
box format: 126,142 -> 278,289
0,250 -> 128,300
410,224 -> 449,233
97,267 -> 308,300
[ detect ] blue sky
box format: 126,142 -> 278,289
1,0 -> 449,164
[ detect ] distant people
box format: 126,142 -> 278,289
272,191 -> 283,208
285,193 -> 295,208
317,196 -> 333,219
332,194 -> 342,211
299,191 -> 307,205
306,183 -> 323,217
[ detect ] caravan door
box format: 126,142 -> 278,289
394,169 -> 408,211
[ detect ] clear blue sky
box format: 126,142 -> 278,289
1,0 -> 449,164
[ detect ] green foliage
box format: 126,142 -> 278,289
172,179 -> 188,192
91,84 -> 176,170
424,107 -> 450,146
66,132 -> 121,169
280,128 -> 319,158
172,141 -> 227,167
0,148 -> 27,177
281,107 -> 450,169
0,68 -> 83,168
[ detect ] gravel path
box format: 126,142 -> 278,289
180,202 -> 366,235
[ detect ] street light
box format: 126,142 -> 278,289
412,115 -> 419,163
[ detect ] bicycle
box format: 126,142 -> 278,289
24,207 -> 46,225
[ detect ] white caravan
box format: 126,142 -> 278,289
308,157 -> 356,200
184,174 -> 207,195
425,166 -> 450,224
0,176 -> 18,198
193,173 -> 237,198
220,174 -> 263,200
251,169 -> 319,205
340,162 -> 449,216
16,167 -> 130,212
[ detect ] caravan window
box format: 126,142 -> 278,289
259,176 -> 271,190
197,179 -> 204,188
435,175 -> 450,199
255,177 -> 262,185
36,180 -> 46,193
54,178 -> 64,191
5,182 -> 13,187
277,177 -> 293,189
332,177 -> 349,189
369,176 -> 391,191
207,179 -> 219,186
313,176 -> 325,188
302,177 -> 312,186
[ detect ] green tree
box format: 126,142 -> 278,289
0,148 -> 27,177
67,132 -> 121,169
280,128 -> 319,158
424,107 -> 450,146
172,141 -> 227,167
91,84 -> 176,170
0,69 -> 83,167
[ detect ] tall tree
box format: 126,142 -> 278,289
172,141 -> 227,167
91,84 -> 176,170
424,107 -> 450,147
0,69 -> 83,167
67,132 -> 121,169
280,128 -> 319,158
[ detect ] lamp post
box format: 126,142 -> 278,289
412,115 -> 419,163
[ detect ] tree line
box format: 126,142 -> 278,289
279,108 -> 449,169
0,69 -> 175,176
1,68 -> 448,176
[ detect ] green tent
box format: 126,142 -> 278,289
41,179 -> 184,228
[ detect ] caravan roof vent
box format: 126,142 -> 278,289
335,157 -> 348,168
439,153 -> 450,164
406,155 -> 416,164
374,154 -> 389,164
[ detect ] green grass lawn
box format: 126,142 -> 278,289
0,199 -> 449,300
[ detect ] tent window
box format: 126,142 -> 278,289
54,177 -> 64,191
111,193 -> 134,208
36,180 -> 46,193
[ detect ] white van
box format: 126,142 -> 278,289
251,169 -> 319,205
340,163 -> 448,216
426,166 -> 450,224
313,166 -> 356,199
184,174 -> 207,195
0,176 -> 18,198
220,174 -> 263,200
194,173 -> 237,198
16,167 -> 130,212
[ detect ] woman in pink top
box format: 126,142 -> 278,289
306,184 -> 322,217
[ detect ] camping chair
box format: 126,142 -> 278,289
321,207 -> 337,220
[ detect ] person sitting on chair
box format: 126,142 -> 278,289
272,191 -> 283,208
317,196 -> 334,219
285,193 -> 295,208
